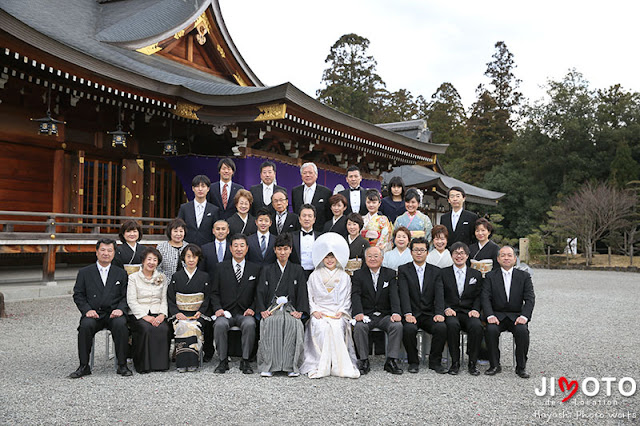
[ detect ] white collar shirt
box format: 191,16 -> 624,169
96,262 -> 111,286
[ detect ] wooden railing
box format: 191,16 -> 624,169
0,211 -> 173,283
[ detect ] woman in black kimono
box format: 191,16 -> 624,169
114,220 -> 147,272
167,244 -> 211,373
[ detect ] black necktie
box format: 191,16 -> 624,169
302,230 -> 313,237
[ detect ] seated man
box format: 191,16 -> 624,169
69,238 -> 131,378
398,237 -> 447,374
256,233 -> 309,377
211,234 -> 261,374
351,246 -> 403,375
442,242 -> 484,376
482,245 -> 536,378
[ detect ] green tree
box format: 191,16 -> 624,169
422,83 -> 469,175
484,41 -> 522,119
373,88 -> 420,123
610,139 -> 639,187
317,34 -> 387,122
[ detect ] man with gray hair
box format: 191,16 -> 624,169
291,162 -> 331,232
351,246 -> 403,375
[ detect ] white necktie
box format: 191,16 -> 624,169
196,204 -> 204,227
372,273 -> 379,292
452,212 -> 460,231
264,186 -> 272,205
456,269 -> 465,297
417,267 -> 424,292
304,187 -> 312,204
100,267 -> 108,286
503,271 -> 511,302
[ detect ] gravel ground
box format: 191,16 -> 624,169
0,269 -> 638,425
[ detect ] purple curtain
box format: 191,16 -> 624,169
166,155 -> 381,202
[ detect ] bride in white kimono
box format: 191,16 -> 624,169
300,233 -> 360,379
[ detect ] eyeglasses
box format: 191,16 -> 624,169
411,248 -> 427,253
452,251 -> 468,256
272,198 -> 287,203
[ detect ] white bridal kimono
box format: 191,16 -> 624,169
300,266 -> 360,379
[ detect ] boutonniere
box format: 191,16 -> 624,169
154,276 -> 164,286
469,277 -> 477,285
248,275 -> 256,280
382,281 -> 389,288
115,281 -> 121,285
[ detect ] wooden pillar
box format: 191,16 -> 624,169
43,245 -> 57,284
0,292 -> 6,318
120,159 -> 144,217
75,150 -> 85,232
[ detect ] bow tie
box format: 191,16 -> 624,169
302,230 -> 314,237
350,187 -> 360,191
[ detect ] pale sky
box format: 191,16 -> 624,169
219,0 -> 639,113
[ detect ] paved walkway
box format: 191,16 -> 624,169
0,269 -> 638,425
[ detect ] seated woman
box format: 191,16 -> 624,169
345,213 -> 369,275
382,226 -> 412,272
127,247 -> 170,373
380,176 -> 406,223
167,244 -> 211,373
393,188 -> 433,243
113,220 -> 147,273
323,193 -> 349,238
227,189 -> 258,236
256,233 -> 309,377
426,225 -> 453,268
300,233 -> 360,379
469,218 -> 500,276
361,189 -> 394,252
157,218 -> 188,278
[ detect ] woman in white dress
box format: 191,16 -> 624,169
300,233 -> 360,379
426,225 -> 453,268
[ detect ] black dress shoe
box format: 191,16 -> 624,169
429,364 -> 448,374
485,366 -> 502,376
240,359 -> 254,374
203,354 -> 213,363
215,359 -> 229,374
117,365 -> 133,376
516,369 -> 530,379
447,362 -> 460,375
468,362 -> 481,376
407,364 -> 419,373
69,365 -> 91,379
383,358 -> 403,375
358,359 -> 370,375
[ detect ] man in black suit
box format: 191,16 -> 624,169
250,160 -> 285,216
323,193 -> 349,238
352,246 -> 403,375
442,242 -> 484,376
398,237 -> 447,374
247,207 -> 277,266
200,219 -> 231,362
207,157 -> 244,220
338,165 -> 368,215
69,239 -> 132,378
482,246 -> 535,378
291,162 -> 332,232
211,234 -> 261,374
290,204 -> 321,279
270,188 -> 299,236
439,186 -> 478,248
178,174 -> 220,247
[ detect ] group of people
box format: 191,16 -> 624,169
69,158 -> 535,380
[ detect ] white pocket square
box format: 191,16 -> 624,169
115,281 -> 121,285
293,280 -> 297,285
463,221 -> 469,225
207,212 -> 212,216
469,278 -> 477,285
249,276 -> 256,280
382,281 -> 389,288
319,199 -> 324,203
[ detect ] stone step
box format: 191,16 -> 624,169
0,280 -> 76,302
